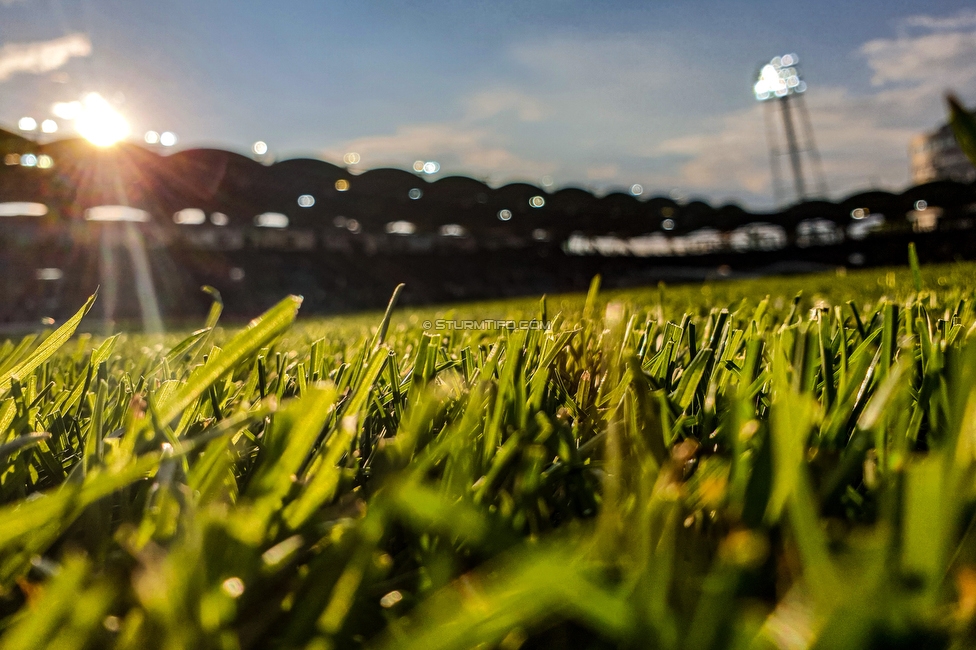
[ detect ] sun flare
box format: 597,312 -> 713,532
74,93 -> 130,147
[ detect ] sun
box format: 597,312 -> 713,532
74,93 -> 130,147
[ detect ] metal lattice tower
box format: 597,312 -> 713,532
754,54 -> 827,206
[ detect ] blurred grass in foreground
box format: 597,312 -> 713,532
2,260 -> 976,648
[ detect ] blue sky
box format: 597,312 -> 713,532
1,0 -> 975,208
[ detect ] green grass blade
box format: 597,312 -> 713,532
0,293 -> 96,396
908,242 -> 923,293
155,295 -> 302,426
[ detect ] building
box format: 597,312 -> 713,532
911,117 -> 976,184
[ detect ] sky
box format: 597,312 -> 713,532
0,0 -> 974,209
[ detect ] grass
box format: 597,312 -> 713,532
2,258 -> 976,648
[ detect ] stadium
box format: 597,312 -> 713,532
2,128 -> 975,327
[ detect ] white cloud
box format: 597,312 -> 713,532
503,35 -> 684,155
860,12 -> 976,125
655,10 -> 976,205
862,30 -> 976,90
0,33 -> 92,83
327,34 -> 691,189
656,105 -> 771,195
657,88 -> 917,200
329,14 -> 976,206
326,122 -> 556,182
902,9 -> 976,32
462,89 -> 546,122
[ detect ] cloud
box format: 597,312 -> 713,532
462,89 -> 546,122
329,14 -> 976,206
656,88 -> 917,200
326,122 -> 556,183
902,9 -> 976,32
655,106 -> 771,195
859,12 -> 976,128
327,34 -> 693,189
861,30 -> 976,90
0,33 -> 92,83
503,35 -> 685,155
655,10 -> 976,205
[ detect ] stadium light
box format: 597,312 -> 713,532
754,52 -> 824,205
753,53 -> 807,102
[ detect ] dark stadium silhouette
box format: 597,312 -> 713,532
1,127 -> 974,326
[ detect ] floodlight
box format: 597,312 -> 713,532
754,53 -> 805,102
754,51 -> 825,205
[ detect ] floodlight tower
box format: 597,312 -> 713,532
754,54 -> 826,205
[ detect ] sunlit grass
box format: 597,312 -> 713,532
2,256 -> 976,649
